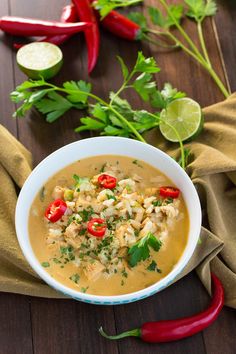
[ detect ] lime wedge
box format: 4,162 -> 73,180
160,98 -> 203,142
16,42 -> 63,80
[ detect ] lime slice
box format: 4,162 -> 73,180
160,98 -> 203,142
16,42 -> 63,80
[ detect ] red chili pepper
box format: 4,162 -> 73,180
159,186 -> 180,199
99,273 -> 224,343
72,0 -> 100,73
87,218 -> 106,237
14,5 -> 79,49
101,10 -> 141,40
98,174 -> 117,189
0,16 -> 91,37
45,199 -> 67,223
88,0 -> 141,40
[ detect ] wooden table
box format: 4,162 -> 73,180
0,1 -> 236,353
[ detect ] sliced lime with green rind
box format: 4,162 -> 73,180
159,98 -> 203,142
16,42 -> 63,80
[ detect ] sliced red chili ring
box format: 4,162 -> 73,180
45,198 -> 67,222
98,174 -> 117,189
87,218 -> 106,237
159,186 -> 180,199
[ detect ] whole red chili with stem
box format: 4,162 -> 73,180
99,273 -> 224,343
0,16 -> 91,36
14,5 -> 78,49
72,0 -> 100,74
45,199 -> 67,223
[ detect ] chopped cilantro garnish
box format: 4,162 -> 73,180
125,185 -> 132,193
100,163 -> 106,172
128,232 -> 162,267
132,159 -> 143,168
152,200 -> 162,207
106,194 -> 117,201
166,197 -> 174,204
52,258 -> 61,264
81,286 -> 89,293
39,186 -> 45,202
78,207 -> 94,222
121,268 -> 128,278
147,260 -> 162,273
69,273 -> 80,284
41,262 -> 50,268
121,279 -> 125,286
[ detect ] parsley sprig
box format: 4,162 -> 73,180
11,51 -> 189,169
99,0 -> 228,98
128,232 -> 162,267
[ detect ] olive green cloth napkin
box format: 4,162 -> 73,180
0,93 -> 236,306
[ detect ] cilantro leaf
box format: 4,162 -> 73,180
128,232 -> 162,267
185,0 -> 217,22
73,174 -> 89,189
133,72 -> 157,101
117,55 -> 129,80
160,83 -> 186,106
147,260 -> 162,273
63,80 -> 91,104
134,51 -> 161,74
35,91 -> 77,123
149,5 -> 183,29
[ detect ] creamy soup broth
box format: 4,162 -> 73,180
29,155 -> 189,296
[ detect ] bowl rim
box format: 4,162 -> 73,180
15,137 -> 202,305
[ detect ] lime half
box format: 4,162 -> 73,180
16,42 -> 63,80
160,98 -> 203,142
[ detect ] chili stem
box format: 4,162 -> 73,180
99,327 -> 141,340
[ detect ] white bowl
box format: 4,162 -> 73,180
15,137 -> 201,305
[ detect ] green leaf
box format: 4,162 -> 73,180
132,110 -> 159,132
63,80 -> 91,103
73,174 -> 89,187
103,125 -> 129,137
69,273 -> 80,284
91,103 -> 108,123
35,91 -> 74,123
134,52 -> 160,74
94,0 -> 143,19
148,7 -> 166,27
109,93 -> 133,120
147,260 -> 162,272
166,5 -> 184,27
28,89 -> 52,103
117,56 -> 129,80
75,117 -> 106,132
128,12 -> 147,33
133,73 -> 156,101
15,78 -> 46,92
185,0 -> 217,22
149,5 -> 183,29
128,232 -> 162,267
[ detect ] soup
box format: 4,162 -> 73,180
29,155 -> 189,296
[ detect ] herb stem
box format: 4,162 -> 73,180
197,21 -> 212,68
47,84 -> 146,143
159,0 -> 205,62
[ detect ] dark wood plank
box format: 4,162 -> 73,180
113,272 -> 206,354
1,1 -> 235,354
0,0 -> 17,135
215,0 -> 236,92
30,298 -> 118,354
0,293 -> 33,354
